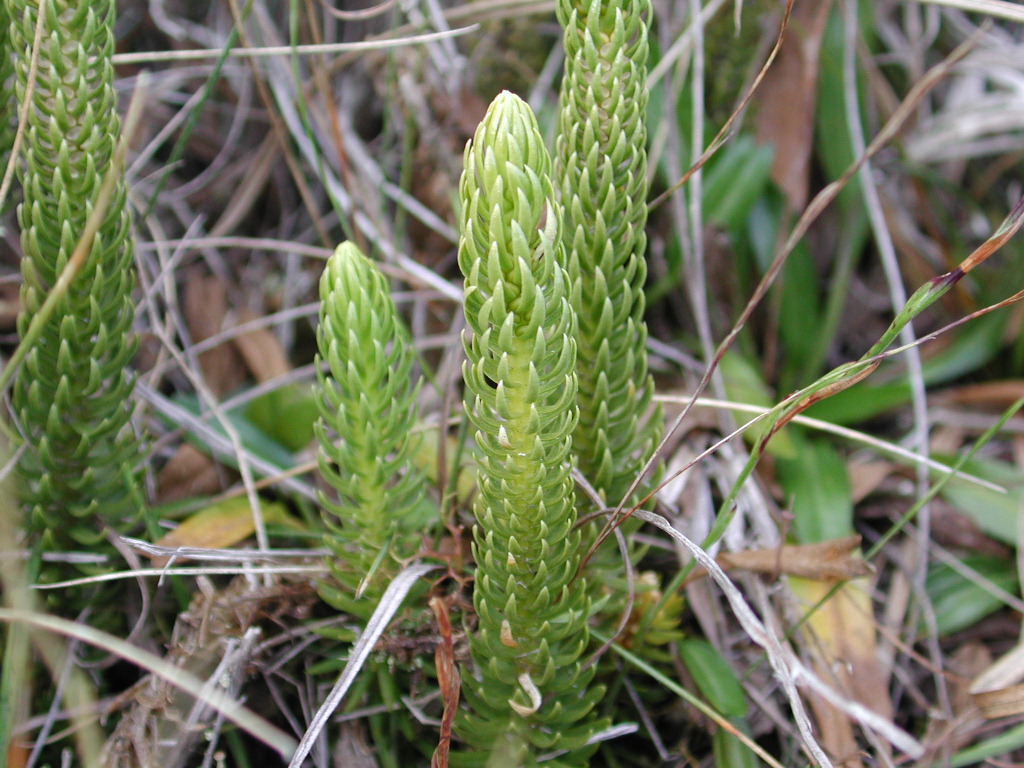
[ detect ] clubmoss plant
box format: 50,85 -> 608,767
0,4 -> 14,178
457,91 -> 605,766
314,241 -> 427,614
8,0 -> 141,588
556,0 -> 661,511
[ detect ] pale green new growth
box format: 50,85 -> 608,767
556,0 -> 661,509
314,242 -> 426,612
9,0 -> 140,580
457,91 -> 604,766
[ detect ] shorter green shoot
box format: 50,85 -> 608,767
314,242 -> 429,614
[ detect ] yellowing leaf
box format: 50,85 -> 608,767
791,576 -> 893,768
152,496 -> 300,565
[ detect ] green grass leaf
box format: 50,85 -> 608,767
927,554 -> 1019,635
937,454 -> 1023,546
677,639 -> 748,718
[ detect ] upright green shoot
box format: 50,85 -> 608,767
314,242 -> 427,613
556,0 -> 661,511
0,2 -> 14,179
457,91 -> 604,766
8,0 -> 141,594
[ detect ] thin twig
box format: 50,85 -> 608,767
111,26 -> 478,64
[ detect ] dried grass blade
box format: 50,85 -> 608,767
631,509 -> 925,762
111,26 -> 479,65
288,563 -> 440,768
913,0 -> 1024,23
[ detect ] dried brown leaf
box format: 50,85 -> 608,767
232,307 -> 292,383
920,643 -> 989,757
848,458 -> 896,503
931,503 -> 1011,557
708,535 -> 872,582
0,281 -> 21,330
754,0 -> 835,210
933,380 -> 1024,409
792,577 -> 893,768
804,691 -> 864,768
183,271 -> 246,397
156,443 -> 223,504
971,643 -> 1024,719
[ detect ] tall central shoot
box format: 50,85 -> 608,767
458,91 -> 603,764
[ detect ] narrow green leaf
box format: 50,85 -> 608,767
805,313 -> 1008,425
245,383 -> 318,452
719,351 -> 797,458
677,639 -> 748,719
937,455 -> 1023,546
776,435 -> 853,543
926,554 -> 1018,635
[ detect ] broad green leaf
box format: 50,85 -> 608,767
173,393 -> 295,471
702,135 -> 775,231
677,639 -> 748,718
154,495 -> 302,557
937,454 -> 1023,546
927,554 -> 1018,635
714,725 -> 761,768
815,2 -> 874,213
776,435 -> 853,543
246,383 -> 318,452
778,238 -> 823,388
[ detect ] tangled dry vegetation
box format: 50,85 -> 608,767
3,0 -> 1024,767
